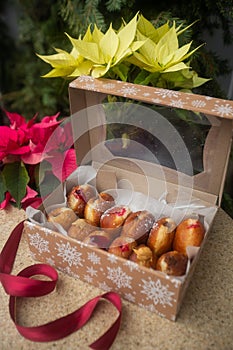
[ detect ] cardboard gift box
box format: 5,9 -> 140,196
24,77 -> 233,321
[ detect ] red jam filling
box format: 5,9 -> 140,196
120,244 -> 130,252
74,189 -> 86,203
116,208 -> 126,216
187,223 -> 200,229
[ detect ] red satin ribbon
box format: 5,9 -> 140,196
0,220 -> 122,349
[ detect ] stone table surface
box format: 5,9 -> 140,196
0,205 -> 233,350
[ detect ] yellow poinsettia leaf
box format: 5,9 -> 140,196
136,36 -> 156,64
92,24 -> 104,43
130,40 -> 147,52
91,62 -> 111,78
180,44 -> 204,62
154,22 -> 170,42
42,67 -> 74,78
37,50 -> 75,68
68,60 -> 93,77
83,25 -> 93,42
99,24 -> 119,61
116,13 -> 138,61
65,33 -> 82,59
172,42 -> 193,63
73,40 -> 101,63
192,74 -> 211,88
176,20 -> 198,36
137,14 -> 157,39
133,52 -> 152,66
156,25 -> 178,57
162,62 -> 189,73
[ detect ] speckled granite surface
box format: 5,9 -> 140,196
0,205 -> 233,350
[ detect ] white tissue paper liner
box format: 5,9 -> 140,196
26,165 -> 218,279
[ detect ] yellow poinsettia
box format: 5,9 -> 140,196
37,13 -> 145,79
129,20 -> 203,74
70,12 -> 145,78
37,12 -> 208,90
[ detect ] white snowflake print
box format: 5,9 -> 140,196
39,227 -> 53,236
170,99 -> 186,108
191,99 -> 207,108
212,103 -> 233,117
118,85 -> 140,97
87,252 -> 101,265
102,83 -> 116,90
124,293 -> 135,303
98,281 -> 112,292
107,266 -> 132,289
123,259 -> 141,272
86,266 -> 98,277
154,89 -> 179,99
77,76 -> 94,83
84,83 -> 96,90
152,98 -> 162,104
165,275 -> 181,288
84,274 -> 93,283
140,278 -> 175,307
56,241 -> 83,267
107,253 -> 119,264
28,233 -> 50,254
46,257 -> 55,266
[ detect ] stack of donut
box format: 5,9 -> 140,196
47,183 -> 205,277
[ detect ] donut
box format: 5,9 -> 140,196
84,192 -> 115,226
67,218 -> 96,241
129,244 -> 157,268
47,207 -> 77,232
156,250 -> 188,276
82,230 -> 113,249
67,184 -> 96,217
147,217 -> 176,257
108,236 -> 137,259
100,205 -> 131,230
173,217 -> 205,255
121,210 -> 154,244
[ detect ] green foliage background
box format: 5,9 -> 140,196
0,0 -> 233,216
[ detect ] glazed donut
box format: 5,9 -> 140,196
108,236 -> 137,259
47,207 -> 77,232
156,250 -> 188,276
121,210 -> 154,244
84,192 -> 115,226
173,217 -> 205,255
100,205 -> 131,237
67,218 -> 96,241
83,230 -> 113,249
147,217 -> 176,257
67,184 -> 96,217
129,244 -> 157,268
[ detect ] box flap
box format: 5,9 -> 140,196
69,77 -> 233,206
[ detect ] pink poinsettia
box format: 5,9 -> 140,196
42,121 -> 77,181
0,110 -> 77,210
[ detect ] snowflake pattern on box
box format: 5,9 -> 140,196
140,277 -> 175,307
28,233 -> 50,254
87,252 -> 101,265
106,266 -> 132,289
55,241 -> 83,267
72,77 -> 233,119
154,89 -> 180,99
212,103 -> 233,117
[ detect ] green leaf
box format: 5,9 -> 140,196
0,171 -> 7,203
2,162 -> 29,208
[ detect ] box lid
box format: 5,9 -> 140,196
68,76 -> 233,206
